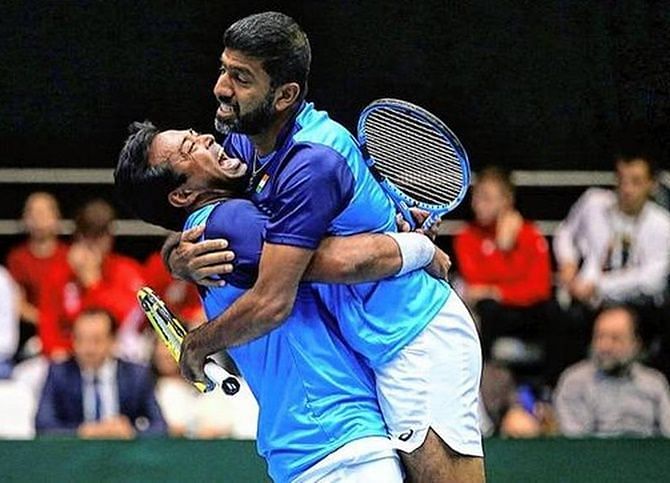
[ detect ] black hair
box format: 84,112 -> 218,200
596,303 -> 642,340
114,121 -> 187,231
476,165 -> 516,198
224,11 -> 311,102
611,123 -> 661,178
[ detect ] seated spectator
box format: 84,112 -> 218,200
35,308 -> 166,437
553,144 -> 670,368
38,199 -> 146,359
152,340 -> 258,439
143,252 -> 204,326
554,305 -> 670,437
6,192 -> 69,360
453,166 -> 558,380
0,266 -> 19,378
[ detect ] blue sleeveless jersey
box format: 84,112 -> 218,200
224,102 -> 451,366
184,200 -> 385,483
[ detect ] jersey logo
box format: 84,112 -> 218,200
398,429 -> 414,442
255,173 -> 270,193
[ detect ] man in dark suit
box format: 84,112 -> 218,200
36,308 -> 166,437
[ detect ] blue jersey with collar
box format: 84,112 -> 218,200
223,102 -> 451,366
184,199 -> 385,483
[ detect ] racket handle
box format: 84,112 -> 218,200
396,200 -> 416,231
203,360 -> 241,396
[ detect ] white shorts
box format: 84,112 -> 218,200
375,292 -> 484,456
292,437 -> 403,483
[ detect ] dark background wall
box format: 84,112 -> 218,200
2,0 -> 668,170
1,0 -> 668,260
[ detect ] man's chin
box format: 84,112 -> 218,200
214,117 -> 234,135
595,357 -> 631,375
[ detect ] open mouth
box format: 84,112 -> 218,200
216,103 -> 236,120
216,145 -> 248,176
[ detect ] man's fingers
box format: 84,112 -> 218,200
197,277 -> 228,288
181,225 -> 205,242
395,213 -> 411,232
189,251 -> 235,269
409,207 -> 430,224
189,265 -> 234,281
189,239 -> 229,257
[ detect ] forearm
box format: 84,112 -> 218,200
597,262 -> 669,300
304,234 -> 402,283
194,283 -> 297,353
304,232 -> 436,284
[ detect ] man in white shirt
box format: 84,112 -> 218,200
555,154 -> 670,305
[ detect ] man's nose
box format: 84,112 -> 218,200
213,73 -> 233,101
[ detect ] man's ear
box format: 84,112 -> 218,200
168,187 -> 199,208
274,83 -> 300,113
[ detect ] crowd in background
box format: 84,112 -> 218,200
0,145 -> 669,440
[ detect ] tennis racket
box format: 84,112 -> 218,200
137,286 -> 240,396
357,98 -> 471,229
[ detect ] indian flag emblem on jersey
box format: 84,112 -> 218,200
256,173 -> 270,193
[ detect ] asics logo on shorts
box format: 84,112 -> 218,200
398,429 -> 414,442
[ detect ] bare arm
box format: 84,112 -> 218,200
305,233 -> 449,283
166,230 -> 450,287
180,243 -> 313,383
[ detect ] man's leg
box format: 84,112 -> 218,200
376,292 -> 485,483
400,428 -> 485,482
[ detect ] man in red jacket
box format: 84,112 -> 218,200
38,199 -> 145,359
454,167 -> 559,381
7,192 -> 70,357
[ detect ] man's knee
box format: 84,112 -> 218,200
400,429 -> 485,482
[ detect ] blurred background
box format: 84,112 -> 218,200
1,1 -> 669,481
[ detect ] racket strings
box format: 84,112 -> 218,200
364,108 -> 465,205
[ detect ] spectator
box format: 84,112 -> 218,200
453,166 -> 557,379
152,340 -> 258,439
6,192 -> 69,359
0,266 -> 19,378
38,199 -> 146,359
554,305 -> 670,437
143,252 -> 204,326
35,308 -> 166,437
553,146 -> 670,351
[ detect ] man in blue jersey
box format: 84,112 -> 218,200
164,11 -> 484,482
116,121 -> 452,481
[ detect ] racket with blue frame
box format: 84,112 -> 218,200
357,98 -> 471,229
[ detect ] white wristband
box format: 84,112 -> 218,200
385,232 -> 436,277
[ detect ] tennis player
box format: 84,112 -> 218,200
165,12 -> 484,482
116,121 -> 455,481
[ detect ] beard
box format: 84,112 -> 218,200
592,351 -> 635,376
215,89 -> 276,136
